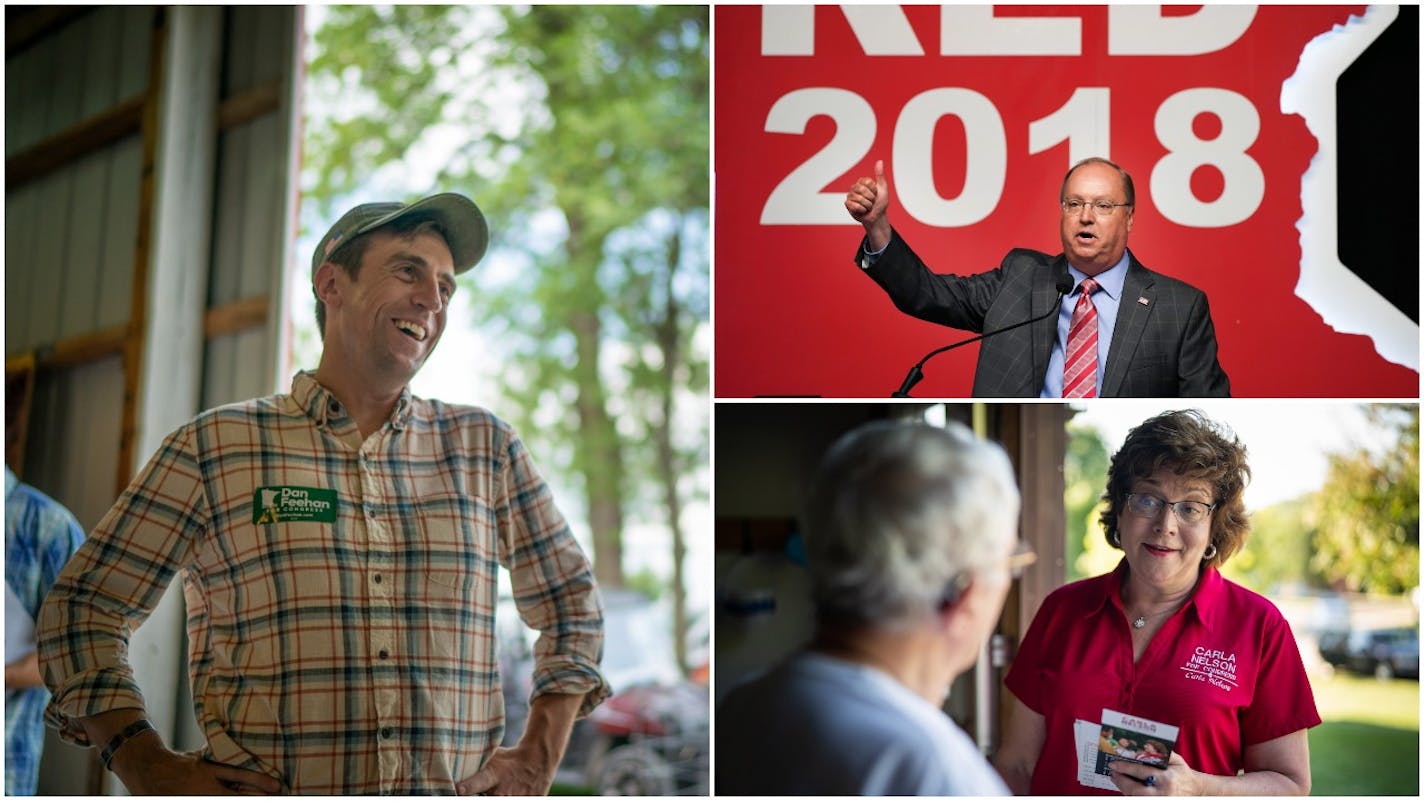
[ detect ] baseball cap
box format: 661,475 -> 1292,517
311,192 -> 489,277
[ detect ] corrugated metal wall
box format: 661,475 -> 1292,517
5,7 -> 147,350
4,6 -> 301,794
204,6 -> 299,407
6,7 -> 149,535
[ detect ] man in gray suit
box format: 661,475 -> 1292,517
845,157 -> 1230,398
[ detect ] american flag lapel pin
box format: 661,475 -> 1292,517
1137,296 -> 1150,306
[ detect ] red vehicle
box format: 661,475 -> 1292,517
497,589 -> 709,794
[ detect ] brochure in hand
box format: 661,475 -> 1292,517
1094,708 -> 1179,777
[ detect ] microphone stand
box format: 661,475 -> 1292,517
891,286 -> 1071,398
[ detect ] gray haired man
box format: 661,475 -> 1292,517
717,419 -> 1022,795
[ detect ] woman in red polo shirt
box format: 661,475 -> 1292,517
995,410 -> 1318,795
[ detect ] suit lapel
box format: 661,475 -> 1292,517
1103,258 -> 1154,396
1032,257 -> 1068,392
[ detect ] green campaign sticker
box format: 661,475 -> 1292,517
253,486 -> 339,524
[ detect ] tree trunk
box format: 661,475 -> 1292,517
655,225 -> 688,674
565,220 -> 625,590
572,308 -> 625,589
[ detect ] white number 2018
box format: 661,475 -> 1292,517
759,87 -> 1262,229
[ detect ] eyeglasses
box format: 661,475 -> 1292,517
1124,492 -> 1216,525
1004,540 -> 1038,579
939,541 -> 1037,606
1061,198 -> 1132,217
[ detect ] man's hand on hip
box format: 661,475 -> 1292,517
845,158 -> 892,251
458,743 -> 558,796
113,745 -> 283,795
81,709 -> 280,795
458,692 -> 584,796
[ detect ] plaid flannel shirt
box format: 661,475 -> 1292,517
38,372 -> 608,794
6,469 -> 86,795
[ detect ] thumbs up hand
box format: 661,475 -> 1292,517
845,159 -> 892,251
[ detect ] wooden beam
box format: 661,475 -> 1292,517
117,7 -> 165,504
0,295 -> 267,376
3,32 -> 276,191
204,295 -> 269,338
28,325 -> 129,369
5,353 -> 38,475
217,80 -> 282,132
3,353 -> 37,375
6,6 -> 94,56
988,403 -> 1072,760
1011,402 -> 1070,625
5,95 -> 144,191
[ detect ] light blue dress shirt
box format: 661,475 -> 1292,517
718,652 -> 1011,795
1041,251 -> 1130,398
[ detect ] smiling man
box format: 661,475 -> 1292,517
845,157 -> 1230,398
37,194 -> 609,794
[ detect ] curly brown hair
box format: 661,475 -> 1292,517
1100,410 -> 1250,568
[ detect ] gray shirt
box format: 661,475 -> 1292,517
717,651 -> 1010,795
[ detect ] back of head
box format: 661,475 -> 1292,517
802,420 -> 1020,630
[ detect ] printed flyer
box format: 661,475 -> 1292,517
1095,708 -> 1179,777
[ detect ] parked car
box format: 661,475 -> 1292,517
1317,628 -> 1352,667
1342,627 -> 1420,680
497,588 -> 709,794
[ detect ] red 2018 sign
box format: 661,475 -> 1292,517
714,5 -> 1418,398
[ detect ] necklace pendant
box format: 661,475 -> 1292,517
1133,617 -> 1146,629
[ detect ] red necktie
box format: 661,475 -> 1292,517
1063,278 -> 1101,398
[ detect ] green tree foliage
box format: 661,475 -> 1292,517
1220,496 -> 1317,593
1309,405 -> 1420,595
304,7 -> 709,666
1065,420 -> 1114,580
306,6 -> 465,212
470,6 -> 709,603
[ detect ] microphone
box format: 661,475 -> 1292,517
891,270 -> 1076,397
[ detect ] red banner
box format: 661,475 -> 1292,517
714,5 -> 1419,397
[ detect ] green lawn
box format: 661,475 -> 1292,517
1309,672 -> 1419,795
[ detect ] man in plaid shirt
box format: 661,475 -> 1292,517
37,194 -> 609,794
